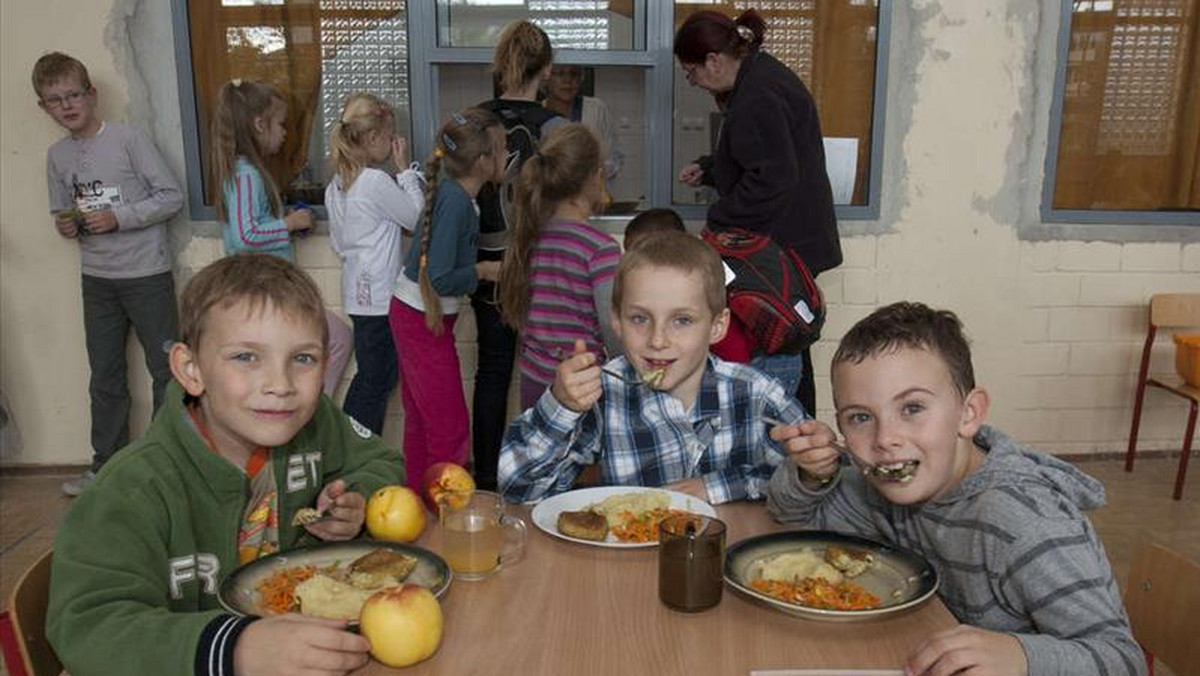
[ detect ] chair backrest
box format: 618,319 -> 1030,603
6,550 -> 61,676
1124,540 -> 1200,674
1150,293 -> 1200,329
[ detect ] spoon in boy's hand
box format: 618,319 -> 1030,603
760,416 -> 916,481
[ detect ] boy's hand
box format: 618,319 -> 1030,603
285,209 -> 314,233
83,208 -> 118,234
551,339 -> 602,413
665,478 -> 709,502
905,625 -> 1028,676
770,419 -> 842,486
391,136 -> 410,168
233,614 -> 370,676
303,479 -> 365,541
678,162 -> 704,187
475,260 -> 501,282
54,214 -> 79,238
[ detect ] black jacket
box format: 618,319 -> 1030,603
700,50 -> 842,275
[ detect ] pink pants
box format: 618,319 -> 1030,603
324,310 -> 353,397
389,298 -> 469,492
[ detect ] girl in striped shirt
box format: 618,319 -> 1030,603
499,123 -> 623,409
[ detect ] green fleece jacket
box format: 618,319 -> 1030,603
47,381 -> 404,676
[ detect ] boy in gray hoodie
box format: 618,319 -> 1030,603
767,302 -> 1144,676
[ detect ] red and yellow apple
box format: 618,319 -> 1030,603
359,585 -> 444,668
422,462 -> 475,510
365,485 -> 426,542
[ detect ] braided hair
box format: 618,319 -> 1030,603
417,108 -> 501,334
493,20 -> 554,95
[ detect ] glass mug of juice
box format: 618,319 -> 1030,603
438,490 -> 526,581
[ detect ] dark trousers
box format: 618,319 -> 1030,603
343,314 -> 397,436
470,281 -> 515,491
81,272 -> 178,471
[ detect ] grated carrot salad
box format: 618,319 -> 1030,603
255,565 -> 316,614
749,577 -> 881,611
610,508 -> 690,543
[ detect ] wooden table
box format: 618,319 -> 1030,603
356,502 -> 956,675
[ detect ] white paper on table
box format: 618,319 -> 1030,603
751,670 -> 904,676
822,137 -> 859,205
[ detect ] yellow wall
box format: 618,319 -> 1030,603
2,1 -> 1198,467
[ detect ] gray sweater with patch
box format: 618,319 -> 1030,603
767,425 -> 1145,676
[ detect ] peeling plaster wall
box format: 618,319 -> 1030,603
1,1 -> 1197,467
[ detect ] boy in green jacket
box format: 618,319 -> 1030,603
48,253 -> 402,676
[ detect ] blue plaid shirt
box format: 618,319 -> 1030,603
498,356 -> 809,505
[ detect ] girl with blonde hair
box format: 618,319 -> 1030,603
325,93 -> 424,434
389,108 -> 505,491
209,78 -> 352,396
499,123 -> 622,409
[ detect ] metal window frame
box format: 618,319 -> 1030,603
1041,0 -> 1200,226
172,0 -> 891,222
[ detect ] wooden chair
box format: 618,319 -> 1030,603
3,550 -> 61,676
1125,293 -> 1200,500
1125,540 -> 1200,675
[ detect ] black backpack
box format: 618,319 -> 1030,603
702,227 -> 826,355
475,101 -> 558,253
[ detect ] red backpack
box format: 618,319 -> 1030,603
701,227 -> 826,355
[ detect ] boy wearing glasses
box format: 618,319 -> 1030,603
34,51 -> 184,496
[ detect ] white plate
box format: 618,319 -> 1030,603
530,486 -> 718,549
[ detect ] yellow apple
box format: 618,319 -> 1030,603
423,462 -> 475,511
365,485 -> 426,542
359,585 -> 444,668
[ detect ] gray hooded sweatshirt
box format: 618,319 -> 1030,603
767,425 -> 1145,676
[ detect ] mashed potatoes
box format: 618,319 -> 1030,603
586,491 -> 671,528
755,549 -> 845,585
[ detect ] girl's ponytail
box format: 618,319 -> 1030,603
209,79 -> 285,221
499,123 -> 602,330
493,20 -> 553,95
330,93 -> 394,191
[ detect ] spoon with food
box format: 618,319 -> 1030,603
761,416 -> 919,482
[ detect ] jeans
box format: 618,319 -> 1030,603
81,272 -> 178,471
470,282 -> 516,491
342,314 -> 397,436
390,299 -> 469,493
749,352 -> 804,412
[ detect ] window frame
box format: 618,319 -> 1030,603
1041,0 -> 1200,226
172,0 -> 892,222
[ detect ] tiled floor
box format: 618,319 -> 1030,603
2,457 -> 1197,674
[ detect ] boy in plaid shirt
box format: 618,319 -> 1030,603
499,231 -> 807,504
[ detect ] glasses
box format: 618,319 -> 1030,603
681,63 -> 701,84
42,90 -> 88,109
550,69 -> 583,82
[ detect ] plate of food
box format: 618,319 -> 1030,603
724,531 -> 938,622
218,540 -> 451,623
530,486 -> 718,549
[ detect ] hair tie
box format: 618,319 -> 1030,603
735,24 -> 754,42
231,78 -> 243,87
441,133 -> 458,152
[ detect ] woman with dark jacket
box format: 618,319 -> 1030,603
675,8 -> 841,414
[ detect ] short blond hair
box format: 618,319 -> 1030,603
31,52 -> 92,96
179,253 -> 328,349
612,231 -> 725,317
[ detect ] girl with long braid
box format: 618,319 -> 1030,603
389,108 -> 505,491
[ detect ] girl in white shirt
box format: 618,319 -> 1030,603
326,93 -> 424,435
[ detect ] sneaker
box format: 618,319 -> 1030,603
61,470 -> 97,497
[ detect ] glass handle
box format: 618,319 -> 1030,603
497,514 -> 527,570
